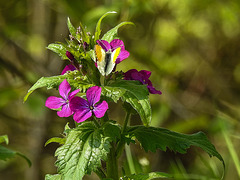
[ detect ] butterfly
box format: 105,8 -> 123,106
94,40 -> 121,76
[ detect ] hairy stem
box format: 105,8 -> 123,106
106,142 -> 118,179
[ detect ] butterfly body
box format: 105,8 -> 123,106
95,44 -> 121,76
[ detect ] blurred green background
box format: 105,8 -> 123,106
1,0 -> 240,179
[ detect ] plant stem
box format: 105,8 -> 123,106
106,142 -> 119,179
125,144 -> 136,174
92,117 -> 100,128
122,111 -> 131,133
116,111 -> 131,158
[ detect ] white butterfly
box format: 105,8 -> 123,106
94,40 -> 121,76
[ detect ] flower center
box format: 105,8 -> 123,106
90,106 -> 94,110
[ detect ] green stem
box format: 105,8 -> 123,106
116,111 -> 131,158
106,142 -> 118,179
125,144 -> 136,174
122,111 -> 131,133
92,117 -> 100,128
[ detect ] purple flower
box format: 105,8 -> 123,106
45,79 -> 79,117
124,69 -> 162,95
61,64 -> 77,75
96,39 -> 129,64
70,86 -> 108,123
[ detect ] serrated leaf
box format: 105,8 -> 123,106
102,22 -> 134,42
101,86 -> 125,103
94,11 -> 117,42
67,17 -> 77,37
45,137 -> 66,147
121,172 -> 173,180
45,174 -> 62,180
103,122 -> 121,142
47,43 -> 68,59
127,126 -> 225,167
24,72 -> 94,102
0,145 -> 31,166
103,80 -> 151,126
0,135 -> 8,144
55,122 -> 111,180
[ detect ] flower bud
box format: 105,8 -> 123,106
66,51 -> 75,61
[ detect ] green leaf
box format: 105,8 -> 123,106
0,145 -> 31,167
102,80 -> 151,126
79,22 -> 89,43
24,71 -> 94,102
45,174 -> 62,180
127,126 -> 225,167
67,17 -> 77,37
45,137 -> 66,147
0,135 -> 8,144
121,172 -> 173,180
54,122 -> 111,180
94,11 -> 117,42
101,85 -> 125,103
101,22 -> 134,42
47,43 -> 68,59
102,122 -> 121,142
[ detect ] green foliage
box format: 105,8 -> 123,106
121,172 -> 173,180
67,17 -> 77,38
0,135 -> 8,144
45,137 -> 66,146
126,126 -> 224,167
102,122 -> 121,142
103,80 -> 151,126
45,174 -> 62,180
102,21 -> 134,42
47,43 -> 68,60
94,11 -> 117,42
47,121 -> 121,180
0,135 -> 31,167
24,71 -> 94,102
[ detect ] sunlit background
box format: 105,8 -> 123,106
1,0 -> 240,179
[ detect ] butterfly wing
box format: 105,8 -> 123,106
95,44 -> 106,76
105,47 -> 121,76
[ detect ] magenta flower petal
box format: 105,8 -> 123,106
59,79 -> 71,100
124,69 -> 138,80
93,101 -> 108,118
147,85 -> 162,95
86,86 -> 101,106
69,89 -> 80,100
61,65 -> 76,75
57,104 -> 73,117
124,69 -> 162,95
70,96 -> 89,112
45,96 -> 65,109
73,108 -> 92,123
139,70 -> 151,80
116,50 -> 130,64
110,39 -> 125,50
97,40 -> 111,52
131,71 -> 145,84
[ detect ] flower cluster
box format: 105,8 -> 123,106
45,38 -> 161,123
124,69 -> 162,95
45,80 -> 108,123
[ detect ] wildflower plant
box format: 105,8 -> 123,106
24,11 -> 224,180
